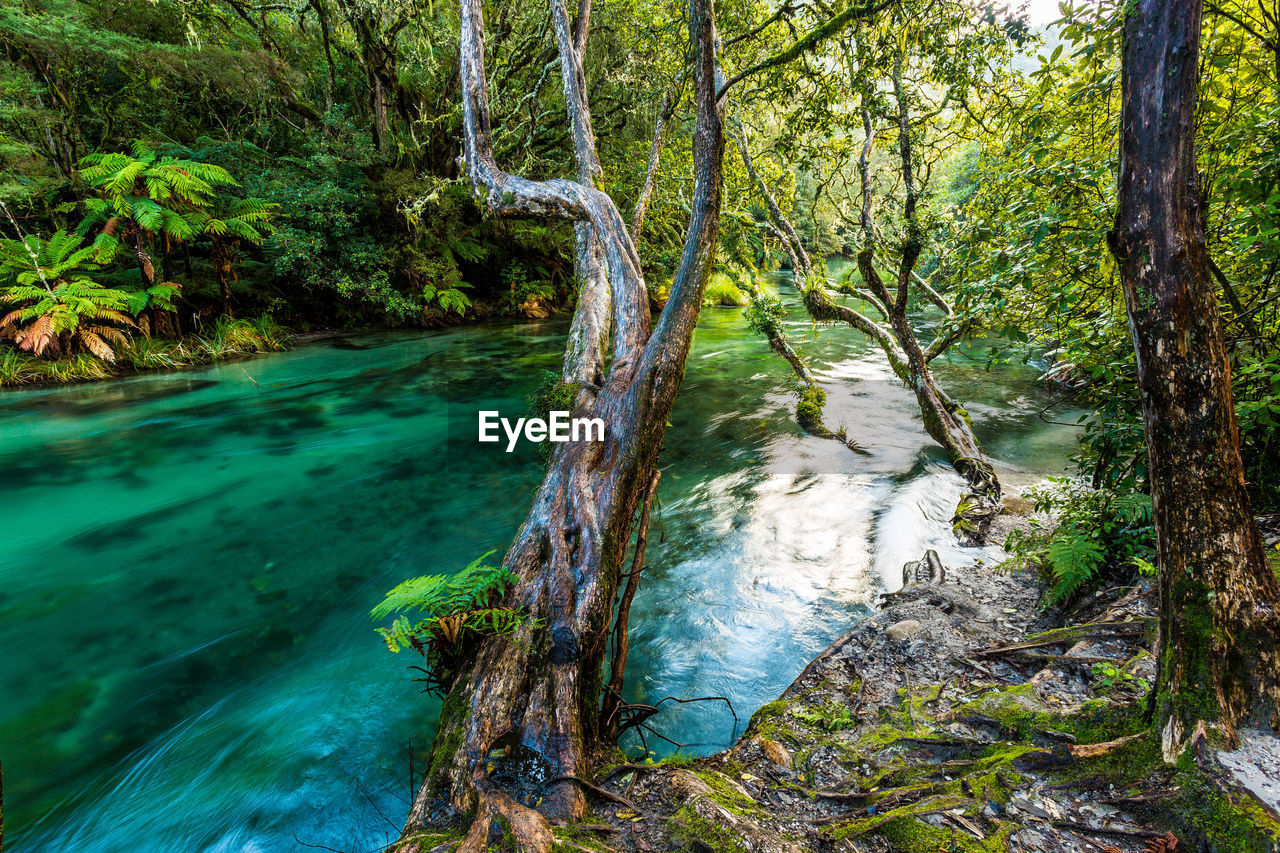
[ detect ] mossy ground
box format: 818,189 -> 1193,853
592,560 -> 1278,852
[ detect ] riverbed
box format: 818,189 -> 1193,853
0,279 -> 1082,852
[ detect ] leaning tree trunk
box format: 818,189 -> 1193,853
735,85 -> 1000,543
729,129 -> 854,444
1109,0 -> 1280,754
392,0 -> 725,850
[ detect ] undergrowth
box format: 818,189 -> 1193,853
1001,478 -> 1156,604
0,316 -> 291,387
703,272 -> 750,307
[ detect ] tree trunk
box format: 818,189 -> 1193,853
213,240 -> 234,318
391,1 -> 725,850
1109,0 -> 1280,754
631,72 -> 686,245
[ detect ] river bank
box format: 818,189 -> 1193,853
0,315 -> 292,388
421,499 -> 1280,853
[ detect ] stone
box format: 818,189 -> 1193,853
885,619 -> 924,641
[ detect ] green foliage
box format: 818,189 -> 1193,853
196,316 -> 288,360
1002,479 -> 1155,605
79,141 -> 240,240
948,0 -> 1280,511
795,384 -> 827,433
702,272 -> 750,307
525,370 -> 581,462
792,700 -> 857,733
526,370 -> 579,420
743,287 -> 786,338
0,349 -> 111,384
498,259 -> 555,314
372,551 -> 523,695
0,228 -> 135,361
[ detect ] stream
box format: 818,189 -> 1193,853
0,275 -> 1083,852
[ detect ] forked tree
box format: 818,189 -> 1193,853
1109,0 -> 1280,755
389,0 -> 726,849
733,43 -> 1001,543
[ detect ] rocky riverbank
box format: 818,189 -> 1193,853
504,501 -> 1280,853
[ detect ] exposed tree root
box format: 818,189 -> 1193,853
454,780 -> 555,853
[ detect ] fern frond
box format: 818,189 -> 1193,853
1047,529 -> 1105,603
371,550 -> 506,620
17,314 -> 56,356
1113,492 -> 1152,523
77,330 -> 116,362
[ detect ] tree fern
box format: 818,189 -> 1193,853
78,142 -> 275,310
0,230 -> 136,361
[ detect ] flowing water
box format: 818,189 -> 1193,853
0,277 -> 1082,852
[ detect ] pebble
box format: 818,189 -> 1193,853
885,619 -> 924,641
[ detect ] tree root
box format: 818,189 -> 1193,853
546,775 -> 648,816
1067,731 -> 1148,759
973,618 -> 1156,658
455,779 -> 555,853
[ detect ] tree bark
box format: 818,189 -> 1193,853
391,1 -> 725,850
1109,0 -> 1280,753
550,0 -> 610,393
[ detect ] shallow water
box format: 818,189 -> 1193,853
0,278 -> 1082,852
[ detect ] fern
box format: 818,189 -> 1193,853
1046,527 -> 1106,603
372,550 -> 509,620
77,142 -> 275,304
1003,479 -> 1156,605
1113,492 -> 1152,524
0,230 -> 136,361
371,550 -> 524,694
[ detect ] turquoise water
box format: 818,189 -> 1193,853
0,281 -> 1082,852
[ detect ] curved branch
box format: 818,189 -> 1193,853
733,125 -> 810,279
459,0 -> 646,369
822,297 -> 910,379
717,0 -> 897,98
550,0 -> 612,390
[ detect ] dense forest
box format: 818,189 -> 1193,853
3,0 -> 1280,850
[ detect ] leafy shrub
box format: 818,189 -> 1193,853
499,259 -> 556,314
743,287 -> 786,337
372,552 -> 524,695
1002,479 -> 1156,605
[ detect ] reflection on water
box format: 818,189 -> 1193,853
0,277 -> 1082,852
